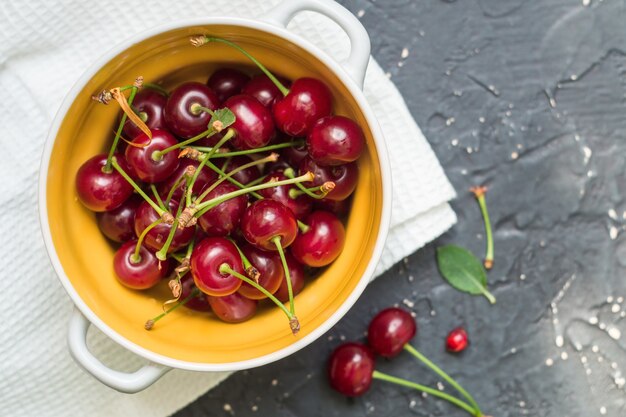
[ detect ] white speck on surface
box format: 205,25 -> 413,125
574,342 -> 583,351
453,90 -> 463,96
251,405 -> 258,412
466,147 -> 473,154
446,117 -> 455,126
570,74 -> 578,81
461,169 -> 468,175
599,356 -> 604,363
430,310 -> 436,317
618,296 -> 624,303
408,275 -> 414,282
611,362 -> 618,369
540,240 -> 546,247
608,296 -> 614,303
582,146 -> 592,165
609,226 -> 618,240
223,403 -> 233,413
556,335 -> 564,347
599,322 -> 607,330
397,61 -> 404,67
271,379 -> 278,386
517,143 -> 523,149
612,304 -> 621,313
520,274 -> 526,281
510,347 -> 517,354
401,48 -> 409,59
561,351 -> 569,360
357,9 -> 365,17
583,0 -> 591,6
581,356 -> 588,364
339,334 -> 346,341
419,30 -> 425,37
608,327 -> 621,340
589,316 -> 599,325
587,170 -> 595,177
592,345 -> 599,353
615,377 -> 625,388
586,368 -> 592,375
385,72 -> 391,79
511,151 -> 519,160
608,208 -> 617,219
549,97 -> 557,108
505,110 -> 512,117
479,116 -> 485,123
519,401 -> 526,408
409,399 -> 417,408
437,382 -> 445,391
422,392 -> 428,398
402,298 -> 414,308
546,358 -> 554,366
451,138 -> 459,146
600,406 -> 607,415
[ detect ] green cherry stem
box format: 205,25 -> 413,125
283,168 -> 334,200
152,127 -> 215,160
296,220 -> 310,234
470,186 -> 494,270
151,184 -> 167,211
110,157 -> 166,217
272,236 -> 294,315
155,201 -> 185,261
372,371 -> 477,416
189,140 -> 305,158
204,160 -> 263,200
403,344 -> 481,415
144,288 -> 201,330
219,264 -> 299,334
227,238 -> 260,282
245,175 -> 267,187
104,85 -> 139,171
190,103 -> 216,117
165,174 -> 188,207
192,36 -> 289,96
144,82 -> 170,96
132,218 -> 163,263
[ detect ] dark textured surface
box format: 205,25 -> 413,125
176,1 -> 626,416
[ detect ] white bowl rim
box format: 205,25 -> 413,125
38,15 -> 392,372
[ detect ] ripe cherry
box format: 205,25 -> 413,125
96,195 -> 141,242
75,153 -> 134,212
280,143 -> 308,168
125,129 -> 180,183
292,211 -> 345,267
179,273 -> 212,312
197,182 -> 247,236
273,78 -> 333,137
164,82 -> 220,138
259,171 -> 312,220
224,94 -> 275,150
113,240 -> 170,290
367,308 -> 416,358
307,116 -> 364,166
221,155 -> 262,185
237,244 -> 284,300
242,74 -> 290,108
328,343 -> 375,397
157,159 -> 217,202
207,68 -> 250,102
134,199 -> 194,253
208,292 -> 258,323
121,89 -> 168,140
190,237 -> 244,296
446,327 -> 469,353
273,252 -> 305,303
300,156 -> 358,201
315,197 -> 352,218
241,199 -> 297,251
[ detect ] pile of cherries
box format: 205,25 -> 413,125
75,36 -> 365,333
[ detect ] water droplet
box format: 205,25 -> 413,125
589,316 -> 599,325
546,358 -> 554,366
608,327 -> 621,340
401,48 -> 409,59
271,379 -> 278,386
600,406 -> 607,415
561,351 -> 569,360
520,274 -> 526,281
556,336 -> 564,347
479,116 -> 485,123
511,151 -> 519,160
357,9 -> 365,17
451,138 -> 459,146
612,304 -> 621,313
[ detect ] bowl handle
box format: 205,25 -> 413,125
261,0 -> 371,89
67,307 -> 170,393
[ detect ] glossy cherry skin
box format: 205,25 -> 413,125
180,273 -> 212,312
134,200 -> 194,253
259,171 -> 312,220
241,199 -> 298,251
242,74 -> 290,108
281,143 -> 308,168
125,129 -> 180,183
221,155 -> 262,185
238,244 -> 284,300
164,82 -> 220,138
315,197 -> 352,218
367,307 -> 416,358
191,237 -> 244,296
328,342 -> 375,397
208,292 -> 258,323
299,156 -> 358,201
121,89 -> 168,140
273,78 -> 333,137
307,116 -> 365,166
273,252 -> 305,303
75,153 -> 134,212
207,68 -> 250,102
157,159 -> 217,202
96,195 -> 141,242
224,94 -> 275,150
446,327 -> 469,353
197,182 -> 248,236
291,211 -> 345,267
113,240 -> 170,290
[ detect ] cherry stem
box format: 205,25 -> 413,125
155,201 -> 185,261
203,159 -> 263,200
132,218 -> 163,263
403,344 -> 481,415
144,288 -> 201,330
219,263 -> 299,334
192,36 -> 289,97
194,172 -> 315,217
144,82 -> 169,96
152,127 -> 215,160
165,174 -> 187,207
110,157 -> 165,216
190,103 -> 216,116
371,371 -> 477,416
228,238 -> 260,282
104,85 -> 139,172
296,220 -> 310,234
470,186 -> 494,270
245,175 -> 267,187
272,236 -> 295,316
190,140 -> 305,158
151,184 -> 166,211
283,168 -> 330,199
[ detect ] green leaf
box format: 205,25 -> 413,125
436,245 -> 496,304
209,107 -> 236,131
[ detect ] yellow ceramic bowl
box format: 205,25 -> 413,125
39,0 -> 391,393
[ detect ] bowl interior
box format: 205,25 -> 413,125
47,23 -> 383,365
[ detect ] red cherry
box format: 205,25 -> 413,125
299,156 -> 358,201
113,240 -> 170,290
96,195 -> 141,242
121,89 -> 168,140
315,197 -> 352,218
207,292 -> 258,323
291,211 -> 345,267
241,74 -> 290,108
273,252 -> 305,303
446,327 -> 469,353
197,182 -> 247,236
328,343 -> 375,397
241,199 -> 297,251
221,155 -> 262,185
367,308 -> 416,358
273,78 -> 333,137
237,244 -> 284,300
307,116 -> 364,166
164,82 -> 220,138
280,143 -> 308,168
156,159 -> 217,202
258,171 -> 312,220
224,94 -> 275,150
190,237 -> 244,296
207,68 -> 250,102
180,273 -> 212,312
75,153 -> 134,212
134,199 -> 194,253
125,129 -> 180,183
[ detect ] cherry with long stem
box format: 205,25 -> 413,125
272,236 -> 294,315
144,287 -> 201,330
470,186 -> 494,269
104,78 -> 142,172
155,199 -> 185,261
131,218 -> 163,263
190,140 -> 304,158
228,238 -> 260,282
284,167 -> 334,199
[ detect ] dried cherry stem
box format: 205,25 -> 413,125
219,264 -> 299,334
131,218 -> 163,263
228,238 -> 260,282
151,184 -> 167,211
272,236 -> 295,316
371,371 -> 478,416
190,140 -> 305,158
403,344 -> 481,415
104,82 -> 140,172
470,186 -> 494,269
144,288 -> 201,331
191,36 -> 289,96
111,86 -> 152,140
110,157 -> 166,217
155,201 -> 185,261
152,127 -> 215,160
194,172 -> 315,217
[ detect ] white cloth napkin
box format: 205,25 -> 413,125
0,0 -> 456,416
